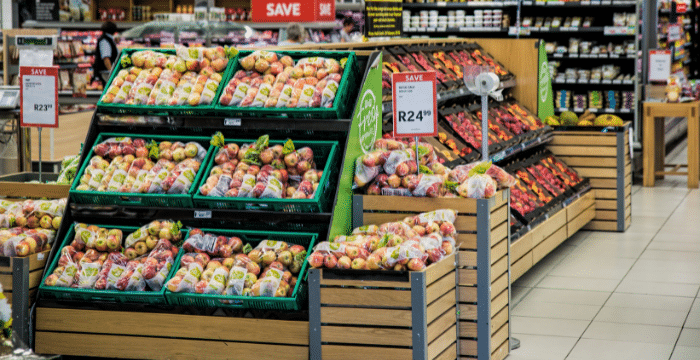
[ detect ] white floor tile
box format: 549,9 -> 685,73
670,346 -> 700,360
646,240 -> 700,252
511,285 -> 532,307
686,300 -> 700,329
582,322 -> 681,345
677,328 -> 700,347
519,288 -> 610,306
630,259 -> 700,275
513,298 -> 602,321
623,267 -> 700,285
604,293 -> 694,312
507,333 -> 578,360
536,275 -> 620,292
639,249 -> 700,262
566,339 -> 674,360
649,233 -> 700,243
615,278 -> 700,297
594,306 -> 688,327
510,316 -> 590,337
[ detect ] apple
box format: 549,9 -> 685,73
351,258 -> 366,270
407,258 -> 426,271
222,258 -> 235,270
51,216 -> 62,230
184,143 -> 198,158
262,250 -> 277,266
159,228 -> 173,241
337,256 -> 352,269
172,148 -> 186,162
106,236 -> 120,251
26,216 -> 40,229
366,254 -> 382,270
15,242 -> 30,257
345,245 -> 360,260
44,274 -> 59,286
308,252 -> 324,268
14,216 -> 27,227
145,236 -> 158,250
94,237 -> 108,252
246,262 -> 260,276
134,241 -> 148,255
323,254 -> 338,268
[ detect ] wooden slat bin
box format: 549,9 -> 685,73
0,173 -> 70,199
0,250 -> 49,347
549,123 -> 631,231
351,191 -> 510,360
509,190 -> 595,284
308,253 -> 457,360
35,308 -> 310,360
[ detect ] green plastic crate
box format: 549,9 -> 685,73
96,48 -> 237,116
164,228 -> 317,311
215,50 -> 358,119
38,224 -> 188,305
192,140 -> 339,212
69,133 -> 214,208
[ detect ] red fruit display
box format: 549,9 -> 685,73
75,136 -> 207,195
308,209 -> 458,271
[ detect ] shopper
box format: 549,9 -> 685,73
340,17 -> 355,43
93,21 -> 118,84
277,23 -> 306,46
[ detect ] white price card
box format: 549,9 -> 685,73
20,66 -> 58,128
392,72 -> 437,137
648,50 -> 672,82
667,24 -> 682,42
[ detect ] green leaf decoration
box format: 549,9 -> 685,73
242,243 -> 253,254
282,139 -> 295,155
242,149 -> 261,165
444,180 -> 459,193
120,55 -> 132,67
255,135 -> 269,151
468,161 -> 492,177
210,132 -> 225,148
226,46 -> 239,59
419,165 -> 433,175
294,251 -> 307,263
148,140 -> 159,160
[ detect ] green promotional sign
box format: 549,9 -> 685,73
329,52 -> 382,239
537,40 -> 554,119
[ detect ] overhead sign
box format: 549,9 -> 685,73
251,0 -> 334,22
648,50 -> 672,82
365,0 -> 403,37
392,72 -> 437,137
20,66 -> 58,128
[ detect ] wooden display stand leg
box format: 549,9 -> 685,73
643,101 -> 700,188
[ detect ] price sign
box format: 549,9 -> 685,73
392,72 -> 437,137
20,66 -> 58,128
667,24 -> 682,42
677,3 -> 688,13
649,50 -> 672,82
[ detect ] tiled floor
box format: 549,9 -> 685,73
508,144 -> 700,360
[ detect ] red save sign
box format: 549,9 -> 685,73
19,66 -> 58,128
252,0 -> 335,22
677,3 -> 688,13
392,72 -> 438,138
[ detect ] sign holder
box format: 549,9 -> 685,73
391,71 -> 437,171
19,66 -> 59,182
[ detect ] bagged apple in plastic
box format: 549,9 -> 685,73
198,78 -> 220,105
176,45 -> 204,62
236,174 -> 256,198
254,240 -> 288,253
413,209 -> 458,226
208,174 -> 232,197
275,84 -> 294,108
202,266 -> 228,295
239,87 -> 259,107
353,157 -> 380,188
259,176 -> 284,199
250,83 -> 271,107
225,266 -> 248,296
182,232 -> 217,254
174,262 -> 203,293
297,57 -> 325,68
383,150 -> 413,175
225,82 -> 250,106
75,260 -> 102,289
55,259 -> 79,287
378,221 -> 417,238
295,85 -> 315,108
411,174 -> 444,197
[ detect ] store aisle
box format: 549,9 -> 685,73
509,166 -> 700,358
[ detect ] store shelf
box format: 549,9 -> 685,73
402,1 -> 518,9
404,27 -> 507,34
548,53 -> 636,59
522,0 -> 636,6
555,107 -> 633,114
240,21 -> 338,30
22,20 -> 143,30
515,26 -> 635,36
552,78 -> 635,85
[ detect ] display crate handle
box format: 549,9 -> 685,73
0,257 -> 11,268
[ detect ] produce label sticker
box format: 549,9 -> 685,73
392,71 -> 437,137
20,66 -> 58,128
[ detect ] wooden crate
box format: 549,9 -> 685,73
509,190 -> 595,283
0,250 -> 49,346
35,308 -> 310,360
549,123 -> 632,232
352,190 -> 510,360
0,173 -> 70,199
308,253 -> 457,360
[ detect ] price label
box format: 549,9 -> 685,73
667,24 -> 682,42
194,210 -> 212,219
392,72 -> 438,137
20,66 -> 58,128
224,118 -> 241,126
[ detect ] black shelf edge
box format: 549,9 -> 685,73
516,26 -> 636,36
491,130 -> 553,163
552,79 -> 635,86
548,53 -> 636,60
404,27 -> 507,34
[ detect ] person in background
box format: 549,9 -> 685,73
277,23 -> 306,46
340,17 -> 355,43
93,21 -> 118,84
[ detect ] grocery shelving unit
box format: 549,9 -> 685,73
34,49 -> 382,359
657,0 -> 698,78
